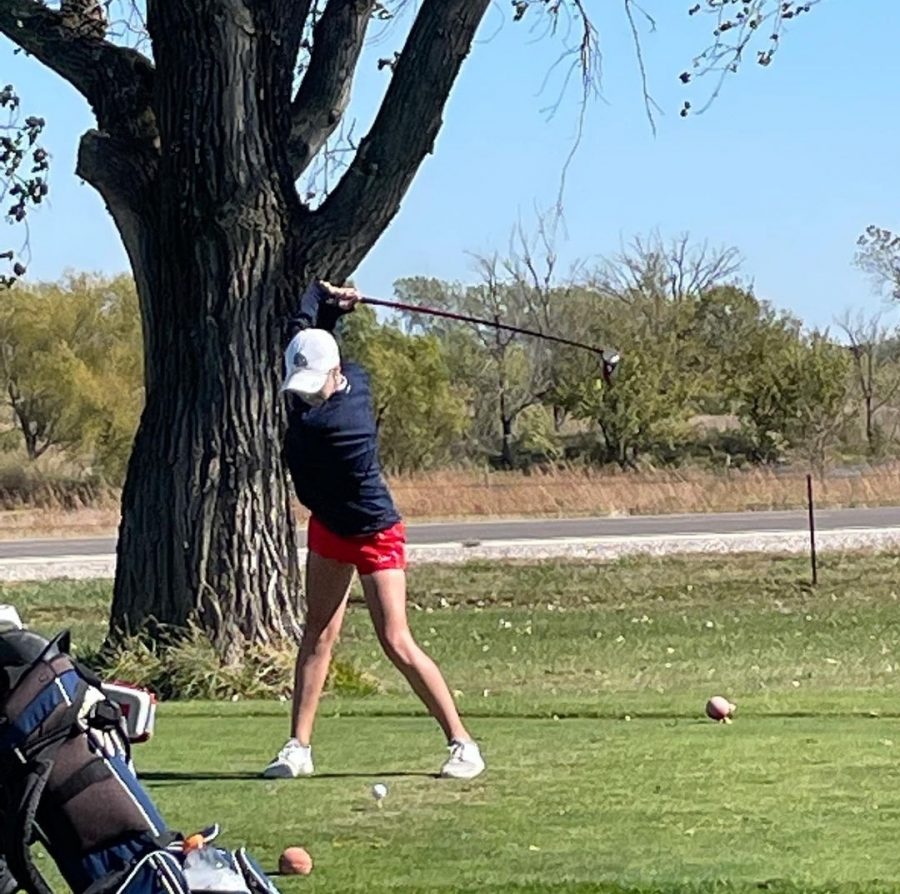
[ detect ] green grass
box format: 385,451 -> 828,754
6,553 -> 900,892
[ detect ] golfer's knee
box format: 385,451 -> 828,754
301,619 -> 341,653
379,628 -> 417,668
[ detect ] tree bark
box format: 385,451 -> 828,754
289,0 -> 377,178
865,393 -> 874,453
107,0 -> 307,659
500,415 -> 514,469
6,380 -> 51,459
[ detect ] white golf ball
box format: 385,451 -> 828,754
371,783 -> 388,800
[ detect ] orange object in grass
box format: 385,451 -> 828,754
278,847 -> 313,876
182,834 -> 205,853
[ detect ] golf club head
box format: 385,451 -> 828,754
600,349 -> 621,385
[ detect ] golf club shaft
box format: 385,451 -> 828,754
360,296 -> 606,357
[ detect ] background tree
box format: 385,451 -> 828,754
551,233 -> 744,466
729,322 -> 852,468
784,332 -> 854,473
688,284 -> 775,414
397,215 -> 581,468
836,311 -> 900,456
555,337 -> 696,468
340,305 -> 470,474
0,0 -> 819,656
855,226 -> 900,302
0,274 -> 142,475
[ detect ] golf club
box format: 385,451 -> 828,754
359,296 -> 621,384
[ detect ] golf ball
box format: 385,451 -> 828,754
371,783 -> 388,800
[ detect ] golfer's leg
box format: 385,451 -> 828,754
291,550 -> 355,744
361,569 -> 471,743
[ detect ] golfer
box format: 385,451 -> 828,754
263,280 -> 485,781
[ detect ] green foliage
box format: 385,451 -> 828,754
0,273 -> 143,480
510,404 -> 563,463
340,305 -> 470,473
0,250 -> 889,482
551,268 -> 858,471
394,275 -> 580,467
93,621 -> 380,700
551,287 -> 710,466
730,326 -> 852,466
556,344 -> 694,467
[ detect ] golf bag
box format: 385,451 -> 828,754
0,626 -> 281,894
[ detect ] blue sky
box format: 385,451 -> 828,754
3,2 -> 899,330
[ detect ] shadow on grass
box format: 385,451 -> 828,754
162,708 -> 900,722
327,884 -> 900,894
139,770 -> 437,783
312,710 -> 900,722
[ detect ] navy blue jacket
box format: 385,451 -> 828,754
283,284 -> 401,537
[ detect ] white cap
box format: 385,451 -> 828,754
281,329 -> 341,396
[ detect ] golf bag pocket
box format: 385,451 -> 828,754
85,846 -> 280,894
105,852 -> 189,894
232,851 -> 278,894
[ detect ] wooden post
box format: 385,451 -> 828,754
806,473 -> 818,586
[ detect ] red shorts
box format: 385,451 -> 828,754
307,516 -> 407,575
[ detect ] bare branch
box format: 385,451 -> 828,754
515,0 -> 601,102
39,0 -> 149,49
0,0 -> 155,139
590,231 -> 743,320
623,0 -> 662,135
679,0 -> 820,117
835,309 -> 900,453
288,0 -> 376,179
521,1 -> 602,213
306,0 -> 492,279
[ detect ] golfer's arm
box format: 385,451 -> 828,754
286,281 -> 342,341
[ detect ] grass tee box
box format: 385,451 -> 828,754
6,552 -> 900,893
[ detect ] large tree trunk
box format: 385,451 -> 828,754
0,0 -> 492,661
107,1 -> 306,659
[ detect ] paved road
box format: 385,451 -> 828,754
3,505 -> 900,559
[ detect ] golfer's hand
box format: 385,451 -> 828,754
318,280 -> 361,312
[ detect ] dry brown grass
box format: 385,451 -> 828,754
386,464 -> 900,518
4,464 -> 900,539
0,507 -> 121,539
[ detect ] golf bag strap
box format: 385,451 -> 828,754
7,696 -> 84,894
8,755 -> 56,894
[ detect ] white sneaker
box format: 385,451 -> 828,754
440,739 -> 485,780
262,739 -> 314,778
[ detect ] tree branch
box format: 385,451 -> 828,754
306,0 -> 491,279
289,0 -> 376,179
0,0 -> 155,140
76,129 -> 160,384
